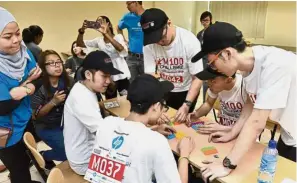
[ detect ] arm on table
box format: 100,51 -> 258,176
194,90 -> 216,118
228,108 -> 271,165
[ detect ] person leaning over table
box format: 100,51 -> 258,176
187,66 -> 247,135
85,74 -> 196,183
191,21 -> 297,182
0,7 -> 42,183
141,8 -> 203,124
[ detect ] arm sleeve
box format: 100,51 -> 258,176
64,58 -> 72,69
254,58 -> 292,110
73,97 -> 103,133
207,89 -> 218,99
118,14 -> 128,30
143,46 -> 156,74
84,37 -> 100,48
0,82 -> 18,115
115,34 -> 128,57
31,87 -> 45,111
186,34 -> 203,75
153,136 -> 182,183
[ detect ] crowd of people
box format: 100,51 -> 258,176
0,1 -> 296,183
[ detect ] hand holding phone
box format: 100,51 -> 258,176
84,20 -> 101,30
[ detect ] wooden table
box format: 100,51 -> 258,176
100,96 -> 296,183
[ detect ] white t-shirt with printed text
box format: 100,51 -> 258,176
90,116 -> 181,183
84,34 -> 131,81
63,82 -> 103,174
244,46 -> 296,146
208,74 -> 247,126
143,26 -> 203,92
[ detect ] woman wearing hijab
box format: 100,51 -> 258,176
0,7 -> 42,183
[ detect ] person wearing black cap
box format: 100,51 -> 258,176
62,50 -> 123,175
84,74 -> 195,183
141,8 -> 203,123
187,67 -> 248,134
191,22 -> 297,181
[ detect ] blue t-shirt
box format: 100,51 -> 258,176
118,12 -> 143,54
0,50 -> 36,148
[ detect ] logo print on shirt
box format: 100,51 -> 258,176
112,136 -> 124,150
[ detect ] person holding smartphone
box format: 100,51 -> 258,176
76,16 -> 131,98
31,50 -> 74,170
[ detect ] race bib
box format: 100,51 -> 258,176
84,151 -> 126,183
160,73 -> 183,83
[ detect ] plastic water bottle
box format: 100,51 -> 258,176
258,140 -> 278,183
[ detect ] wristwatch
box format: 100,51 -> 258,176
184,100 -> 192,107
223,157 -> 237,170
23,85 -> 32,95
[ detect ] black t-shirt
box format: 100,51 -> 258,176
31,77 -> 74,130
65,56 -> 84,74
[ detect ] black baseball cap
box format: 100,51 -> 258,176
82,50 -> 123,75
140,8 -> 169,46
191,22 -> 243,63
127,74 -> 174,109
195,66 -> 228,80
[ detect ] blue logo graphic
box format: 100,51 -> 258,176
112,136 -> 124,150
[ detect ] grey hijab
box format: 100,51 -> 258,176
0,7 -> 29,81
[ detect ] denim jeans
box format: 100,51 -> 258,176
36,127 -> 67,161
126,54 -> 144,83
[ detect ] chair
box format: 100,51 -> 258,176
23,132 -> 87,183
23,132 -> 47,181
47,168 -> 64,183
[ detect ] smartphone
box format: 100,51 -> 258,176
84,20 -> 101,30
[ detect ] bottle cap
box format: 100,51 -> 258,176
268,140 -> 277,149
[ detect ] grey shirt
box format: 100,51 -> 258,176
26,42 -> 42,61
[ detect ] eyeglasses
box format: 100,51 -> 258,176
160,99 -> 169,112
207,49 -> 224,71
45,60 -> 63,67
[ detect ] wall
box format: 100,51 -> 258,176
1,1 -> 296,55
0,1 -> 153,55
244,1 -> 296,47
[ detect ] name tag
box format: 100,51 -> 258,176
85,152 -> 126,183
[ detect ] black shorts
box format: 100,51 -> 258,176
277,136 -> 296,162
165,90 -> 198,112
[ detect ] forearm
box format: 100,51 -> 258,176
76,32 -> 86,48
178,158 -> 189,183
186,77 -> 202,102
228,110 -> 269,165
35,100 -> 56,118
220,124 -> 233,132
117,27 -> 127,42
194,103 -> 213,118
230,102 -> 253,139
104,33 -> 124,52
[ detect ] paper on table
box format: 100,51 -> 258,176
175,132 -> 186,140
281,178 -> 297,183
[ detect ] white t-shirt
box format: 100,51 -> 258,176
208,74 -> 247,126
63,82 -> 103,174
143,26 -> 203,92
84,34 -> 131,81
244,46 -> 297,146
91,116 -> 181,183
